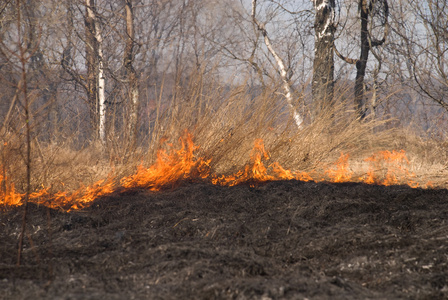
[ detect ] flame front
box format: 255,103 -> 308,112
0,172 -> 22,207
325,152 -> 353,183
9,177 -> 116,211
0,133 -> 426,211
120,131 -> 211,191
212,139 -> 274,186
360,150 -> 418,187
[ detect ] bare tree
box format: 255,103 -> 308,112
123,0 -> 139,148
408,0 -> 448,112
85,0 -> 106,144
312,0 -> 336,114
335,0 -> 389,119
4,0 -> 33,266
252,0 -> 303,128
85,0 -> 98,137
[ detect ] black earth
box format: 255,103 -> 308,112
1,180 -> 448,299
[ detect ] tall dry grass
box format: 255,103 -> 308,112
2,70 -> 448,198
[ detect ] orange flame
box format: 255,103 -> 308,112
212,139 -> 274,186
271,162 -> 295,180
51,177 -> 115,211
0,172 -> 22,207
213,140 -> 315,186
0,132 -> 430,212
360,150 -> 418,187
121,131 -> 211,191
271,162 -> 314,182
0,173 -> 115,211
325,152 -> 353,183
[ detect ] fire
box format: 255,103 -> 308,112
0,132 -> 428,211
325,152 -> 353,183
212,139 -> 316,186
271,163 -> 314,182
212,139 -> 274,186
360,150 -> 418,187
50,177 -> 116,211
121,131 -> 211,191
0,172 -> 22,207
1,176 -> 116,211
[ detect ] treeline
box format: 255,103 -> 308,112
1,0 -> 447,147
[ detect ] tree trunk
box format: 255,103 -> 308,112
251,0 -> 303,128
85,0 -> 98,138
312,0 -> 336,115
15,0 -> 32,267
124,0 -> 139,148
354,0 -> 370,119
95,13 -> 106,144
333,0 -> 388,120
85,0 -> 106,144
25,0 -> 58,141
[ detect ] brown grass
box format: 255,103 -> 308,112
2,71 -> 448,198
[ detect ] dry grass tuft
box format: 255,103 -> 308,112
2,72 -> 448,197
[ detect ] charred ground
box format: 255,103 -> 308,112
1,180 -> 448,299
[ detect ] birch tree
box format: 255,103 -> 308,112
312,0 -> 336,114
251,0 -> 303,128
95,10 -> 106,144
85,0 -> 106,144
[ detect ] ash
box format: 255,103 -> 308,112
1,180 -> 447,299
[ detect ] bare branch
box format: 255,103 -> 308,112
334,45 -> 357,65
268,0 -> 313,16
252,0 -> 303,128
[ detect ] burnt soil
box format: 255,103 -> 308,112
1,180 -> 448,299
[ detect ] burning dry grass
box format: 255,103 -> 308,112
1,80 -> 447,211
1,132 -> 438,211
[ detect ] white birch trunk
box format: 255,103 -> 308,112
87,2 -> 106,144
129,81 -> 139,141
311,0 -> 336,115
97,30 -> 106,144
251,0 -> 303,128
